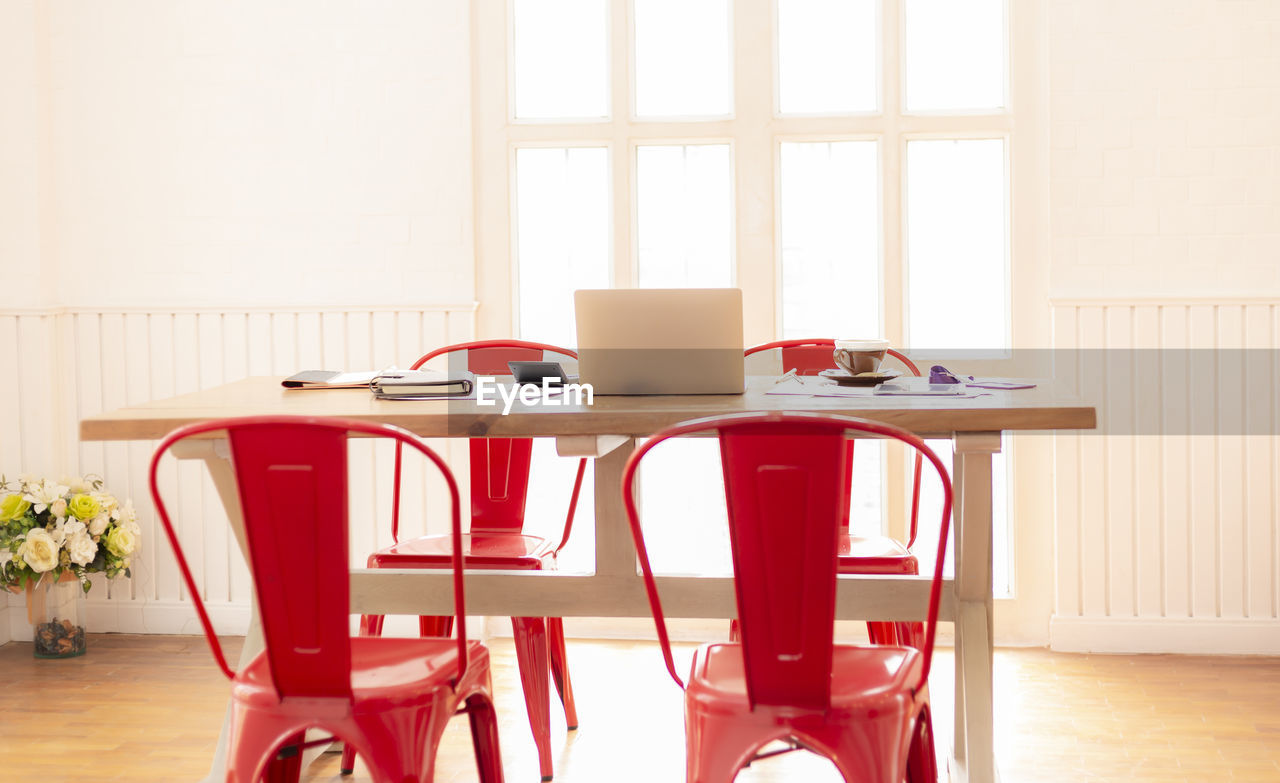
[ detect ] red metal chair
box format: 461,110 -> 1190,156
149,416 -> 503,783
623,412 -> 950,783
744,339 -> 926,648
350,340 -> 585,781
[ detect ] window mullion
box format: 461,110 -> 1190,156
734,0 -> 776,345
476,0 -> 513,338
882,0 -> 905,349
882,0 -> 907,541
612,0 -> 632,287
899,114 -> 1014,135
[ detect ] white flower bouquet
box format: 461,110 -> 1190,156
0,474 -> 140,593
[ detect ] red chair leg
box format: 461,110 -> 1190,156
339,740 -> 358,777
359,614 -> 385,637
905,706 -> 938,783
822,715 -> 914,783
420,615 -> 454,637
546,617 -> 578,730
684,709 -> 753,783
727,619 -> 741,642
467,693 -> 507,783
511,616 -> 554,780
351,704 -> 449,783
259,730 -> 305,783
867,621 -> 898,645
228,710 -> 313,783
898,621 -> 924,649
342,614 -> 386,775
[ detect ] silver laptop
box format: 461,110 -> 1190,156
573,288 -> 745,395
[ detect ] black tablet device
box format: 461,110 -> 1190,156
507,361 -> 576,386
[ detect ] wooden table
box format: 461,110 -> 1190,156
81,376 -> 1094,783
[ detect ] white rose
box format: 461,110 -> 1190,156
66,530 -> 97,566
105,525 -> 139,558
88,514 -> 111,537
19,528 -> 59,573
50,498 -> 67,518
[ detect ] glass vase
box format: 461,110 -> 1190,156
27,575 -> 87,659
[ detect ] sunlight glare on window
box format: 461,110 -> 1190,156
904,0 -> 1005,112
513,0 -> 609,119
777,0 -> 877,115
906,139 -> 1007,351
639,439 -> 732,576
636,144 -> 733,287
918,437 -> 1010,596
634,0 -> 731,118
780,141 -> 880,340
849,441 -> 885,538
515,147 -> 611,347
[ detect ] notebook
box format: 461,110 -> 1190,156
371,369 -> 475,399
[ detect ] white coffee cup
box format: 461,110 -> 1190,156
833,338 -> 891,375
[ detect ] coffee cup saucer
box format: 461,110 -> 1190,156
819,368 -> 903,387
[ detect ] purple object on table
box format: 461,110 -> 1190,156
929,365 -> 970,384
929,365 -> 1038,390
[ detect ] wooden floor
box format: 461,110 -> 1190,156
2,634 -> 1278,782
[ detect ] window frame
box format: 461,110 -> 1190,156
474,0 -> 1052,616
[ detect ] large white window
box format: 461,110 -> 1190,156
477,0 -> 1026,595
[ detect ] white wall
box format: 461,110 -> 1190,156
1047,0 -> 1280,652
46,0 -> 474,308
2,1 -> 478,638
1049,0 -> 1280,297
0,0 -> 47,304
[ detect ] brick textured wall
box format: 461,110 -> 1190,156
1049,0 -> 1280,297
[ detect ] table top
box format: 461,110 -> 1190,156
80,376 -> 1096,441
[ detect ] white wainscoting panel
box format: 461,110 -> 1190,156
2,305 -> 476,640
1051,299 -> 1280,653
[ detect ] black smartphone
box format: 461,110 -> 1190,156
507,361 -> 576,386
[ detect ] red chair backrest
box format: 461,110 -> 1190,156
744,338 -> 922,378
227,422 -> 353,698
744,339 -> 924,545
720,420 -> 846,709
622,412 -> 952,708
149,416 -> 468,696
412,340 -> 577,535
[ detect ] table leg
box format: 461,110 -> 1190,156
951,432 -> 1000,783
952,442 -> 967,766
593,437 -> 638,578
171,440 -> 326,782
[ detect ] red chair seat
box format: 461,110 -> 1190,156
233,638 -> 491,709
837,534 -> 919,575
690,643 -> 922,706
369,533 -> 554,570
